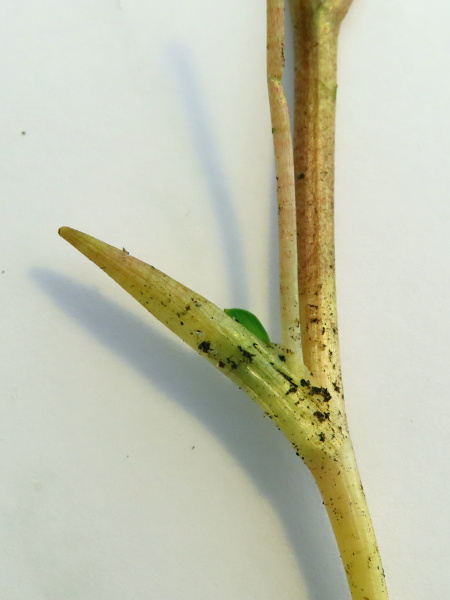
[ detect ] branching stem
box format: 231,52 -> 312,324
61,3 -> 390,598
270,1 -> 390,598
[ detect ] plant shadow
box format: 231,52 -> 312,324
166,44 -> 249,308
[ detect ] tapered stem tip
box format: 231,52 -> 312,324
58,226 -> 119,266
58,226 -> 104,255
58,226 -> 80,246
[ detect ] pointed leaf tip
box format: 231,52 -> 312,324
58,226 -> 88,250
58,226 -> 127,268
59,226 -> 95,248
58,226 -> 69,239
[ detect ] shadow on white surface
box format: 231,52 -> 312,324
166,45 -> 250,308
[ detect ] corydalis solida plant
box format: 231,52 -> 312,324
59,1 -> 390,599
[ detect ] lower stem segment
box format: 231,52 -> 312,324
309,441 -> 389,599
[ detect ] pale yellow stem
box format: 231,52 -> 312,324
267,0 -> 302,362
310,442 -> 389,600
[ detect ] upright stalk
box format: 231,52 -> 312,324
291,0 -> 349,412
267,0 -> 303,363
287,2 -> 389,598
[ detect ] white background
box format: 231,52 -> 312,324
1,1 -> 449,598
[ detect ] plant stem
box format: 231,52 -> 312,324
290,0 -> 350,414
287,2 -> 390,598
267,0 -> 302,362
309,443 -> 389,600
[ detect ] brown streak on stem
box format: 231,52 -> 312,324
289,2 -> 390,598
290,1 -> 345,418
